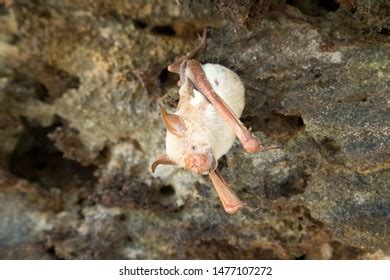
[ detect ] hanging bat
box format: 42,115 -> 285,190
151,29 -> 280,214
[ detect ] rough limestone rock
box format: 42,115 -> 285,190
0,0 -> 388,259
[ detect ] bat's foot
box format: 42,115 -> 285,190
167,28 -> 208,74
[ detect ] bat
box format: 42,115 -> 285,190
151,29 -> 280,214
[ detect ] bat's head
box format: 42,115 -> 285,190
151,105 -> 217,175
182,145 -> 217,175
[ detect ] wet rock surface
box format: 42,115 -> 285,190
0,0 -> 388,259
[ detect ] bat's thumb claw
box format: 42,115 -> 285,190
243,136 -> 262,153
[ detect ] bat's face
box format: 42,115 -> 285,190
159,104 -> 218,175
183,147 -> 217,175
166,132 -> 217,175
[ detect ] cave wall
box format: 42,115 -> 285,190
0,0 -> 388,259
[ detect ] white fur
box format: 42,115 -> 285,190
166,63 -> 245,167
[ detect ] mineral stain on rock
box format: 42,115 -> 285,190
0,0 -> 388,259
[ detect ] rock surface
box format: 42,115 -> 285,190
0,0 -> 388,259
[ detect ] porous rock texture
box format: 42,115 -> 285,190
0,0 -> 388,259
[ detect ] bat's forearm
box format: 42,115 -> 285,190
186,60 -> 262,153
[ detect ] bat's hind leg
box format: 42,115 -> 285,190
177,61 -> 195,107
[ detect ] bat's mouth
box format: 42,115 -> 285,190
184,153 -> 216,175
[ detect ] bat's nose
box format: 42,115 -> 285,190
184,153 -> 213,175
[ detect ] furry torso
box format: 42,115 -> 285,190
166,63 -> 245,165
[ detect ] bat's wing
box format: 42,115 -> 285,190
166,28 -> 281,154
209,170 -> 256,214
186,59 -> 262,153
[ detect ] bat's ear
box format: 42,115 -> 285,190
151,154 -> 177,173
159,105 -> 187,137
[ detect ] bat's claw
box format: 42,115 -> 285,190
243,135 -> 262,153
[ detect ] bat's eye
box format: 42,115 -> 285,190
191,145 -> 197,151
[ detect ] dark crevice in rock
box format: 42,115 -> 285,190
9,71 -> 50,102
0,3 -> 8,15
36,65 -> 80,103
131,63 -> 179,98
286,0 -> 340,16
158,67 -> 178,93
158,68 -> 170,85
159,185 -> 175,196
116,213 -> 127,222
133,18 -> 209,39
318,136 -> 341,156
8,59 -> 80,104
45,246 -> 63,260
158,185 -> 177,207
151,25 -> 176,36
319,0 -> 340,12
379,27 -> 389,36
133,18 -> 147,29
48,125 -> 98,166
243,113 -> 305,142
263,169 -> 309,199
9,118 -> 95,190
151,23 -> 206,38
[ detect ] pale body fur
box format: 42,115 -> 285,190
166,63 -> 245,169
